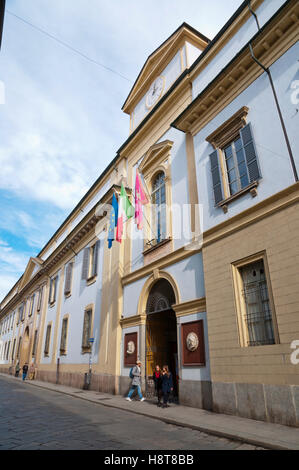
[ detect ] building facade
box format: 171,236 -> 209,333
1,0 -> 299,426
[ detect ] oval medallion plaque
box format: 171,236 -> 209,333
186,332 -> 199,352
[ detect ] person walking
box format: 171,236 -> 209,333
15,361 -> 20,378
152,365 -> 163,407
22,363 -> 29,381
125,360 -> 145,402
28,362 -> 35,380
161,365 -> 173,408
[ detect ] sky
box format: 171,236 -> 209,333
0,0 -> 243,301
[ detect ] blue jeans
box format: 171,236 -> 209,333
22,373 -> 27,381
128,385 -> 143,399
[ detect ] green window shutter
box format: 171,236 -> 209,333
82,247 -> 90,280
209,149 -> 224,205
240,123 -> 261,183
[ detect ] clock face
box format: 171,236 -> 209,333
146,76 -> 165,109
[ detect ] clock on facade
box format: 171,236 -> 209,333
146,76 -> 165,109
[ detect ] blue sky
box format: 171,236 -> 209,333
0,0 -> 243,300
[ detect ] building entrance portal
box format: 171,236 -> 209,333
145,279 -> 179,401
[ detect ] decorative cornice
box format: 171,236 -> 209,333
0,184 -> 119,318
123,25 -> 209,114
172,297 -> 207,317
172,0 -> 299,135
120,314 -> 147,328
206,106 -> 249,149
139,140 -> 174,176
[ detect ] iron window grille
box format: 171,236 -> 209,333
240,260 -> 275,347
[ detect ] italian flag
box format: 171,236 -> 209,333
116,183 -> 134,243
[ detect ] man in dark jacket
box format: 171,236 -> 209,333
22,363 -> 28,381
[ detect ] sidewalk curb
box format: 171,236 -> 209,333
21,379 -> 290,450
2,373 -> 298,451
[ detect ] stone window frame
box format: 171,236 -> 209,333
138,140 -> 174,254
44,322 -> 52,357
64,260 -> 75,297
31,329 -> 38,358
60,314 -> 70,356
81,304 -> 94,354
231,251 -> 280,349
81,240 -> 100,286
48,273 -> 59,307
206,106 -> 260,213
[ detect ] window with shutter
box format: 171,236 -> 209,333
91,241 -> 100,277
82,309 -> 92,350
20,302 -> 25,322
17,337 -> 22,359
37,287 -> 43,312
82,247 -> 90,280
64,263 -> 73,296
60,318 -> 68,354
12,339 -> 16,361
32,330 -> 38,357
44,324 -> 52,356
206,108 -> 261,209
240,123 -> 261,183
209,149 -> 224,205
151,172 -> 167,244
29,294 -> 35,317
6,341 -> 10,360
49,275 -> 59,305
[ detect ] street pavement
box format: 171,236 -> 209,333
0,374 -> 264,451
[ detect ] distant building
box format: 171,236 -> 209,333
0,0 -> 299,427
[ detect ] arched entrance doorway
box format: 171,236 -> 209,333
145,279 -> 179,401
20,327 -> 30,366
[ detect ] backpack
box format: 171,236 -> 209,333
129,367 -> 134,379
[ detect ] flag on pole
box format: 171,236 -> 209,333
108,192 -> 118,249
116,183 -> 133,243
135,170 -> 149,230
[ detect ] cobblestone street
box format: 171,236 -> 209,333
0,375 -> 264,451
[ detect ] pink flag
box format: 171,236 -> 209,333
135,171 -> 148,230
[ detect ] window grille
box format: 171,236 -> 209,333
240,260 -> 275,347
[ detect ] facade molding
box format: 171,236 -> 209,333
172,0 -> 299,135
172,297 -> 207,317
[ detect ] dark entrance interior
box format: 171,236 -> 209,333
145,279 -> 178,400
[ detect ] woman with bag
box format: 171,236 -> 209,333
161,365 -> 173,409
152,365 -> 163,407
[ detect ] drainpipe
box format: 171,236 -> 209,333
247,2 -> 298,183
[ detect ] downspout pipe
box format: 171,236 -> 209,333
247,3 -> 298,183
